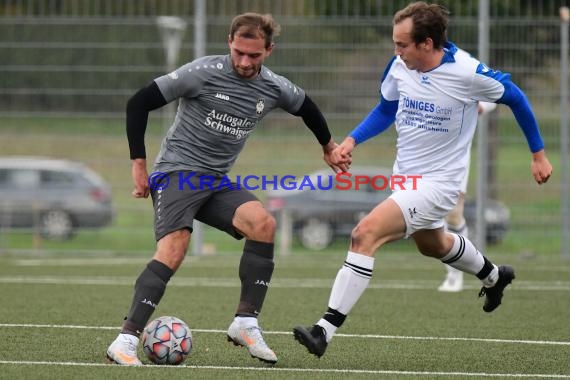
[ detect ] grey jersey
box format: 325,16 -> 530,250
153,55 -> 306,175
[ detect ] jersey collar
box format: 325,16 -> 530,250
441,41 -> 458,64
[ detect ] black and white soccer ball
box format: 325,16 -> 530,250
141,315 -> 192,365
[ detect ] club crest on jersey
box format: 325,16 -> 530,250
256,99 -> 265,115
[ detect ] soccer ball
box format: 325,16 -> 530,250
141,315 -> 192,365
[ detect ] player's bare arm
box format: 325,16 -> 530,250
530,149 -> 553,185
131,158 -> 150,198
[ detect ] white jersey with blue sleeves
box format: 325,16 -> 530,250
381,43 -> 504,183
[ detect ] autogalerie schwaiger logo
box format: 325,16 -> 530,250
147,171 -> 421,192
204,109 -> 256,139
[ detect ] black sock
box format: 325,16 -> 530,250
236,240 -> 274,317
476,257 -> 494,280
323,307 -> 347,328
122,260 -> 174,336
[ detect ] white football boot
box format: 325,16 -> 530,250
438,264 -> 464,292
106,333 -> 142,366
227,317 -> 277,364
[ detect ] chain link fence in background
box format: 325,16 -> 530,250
0,0 -> 567,257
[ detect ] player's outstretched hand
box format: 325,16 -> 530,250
531,150 -> 552,185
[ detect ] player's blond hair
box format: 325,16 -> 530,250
229,13 -> 281,49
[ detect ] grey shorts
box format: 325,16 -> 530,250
150,171 -> 258,241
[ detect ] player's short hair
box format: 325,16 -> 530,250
229,13 -> 281,49
393,1 -> 450,49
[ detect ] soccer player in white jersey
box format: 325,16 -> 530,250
439,101 -> 497,292
293,1 -> 552,358
106,13 -> 346,366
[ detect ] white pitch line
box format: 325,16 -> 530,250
10,257 -> 570,273
0,360 -> 568,378
1,275 -> 570,291
1,323 -> 569,346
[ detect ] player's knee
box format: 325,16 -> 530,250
350,221 -> 377,252
350,223 -> 366,243
154,230 -> 190,270
250,212 -> 276,240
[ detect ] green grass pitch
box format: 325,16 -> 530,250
0,250 -> 569,379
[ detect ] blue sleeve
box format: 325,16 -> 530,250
499,82 -> 544,152
349,96 -> 398,145
478,64 -> 544,153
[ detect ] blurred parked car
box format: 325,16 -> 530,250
0,157 -> 114,240
266,167 -> 509,250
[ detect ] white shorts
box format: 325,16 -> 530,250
460,153 -> 471,193
460,171 -> 469,193
389,178 -> 461,238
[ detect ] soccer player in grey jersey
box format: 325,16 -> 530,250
106,13 -> 347,366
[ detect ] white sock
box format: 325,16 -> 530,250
235,316 -> 258,328
482,266 -> 499,287
441,233 -> 498,287
317,251 -> 374,342
316,319 -> 337,343
329,251 -> 374,313
119,333 -> 139,345
444,223 -> 467,279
